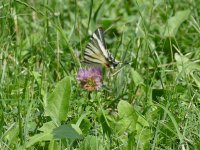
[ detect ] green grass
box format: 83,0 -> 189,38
1,0 -> 200,149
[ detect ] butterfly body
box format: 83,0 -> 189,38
83,27 -> 120,69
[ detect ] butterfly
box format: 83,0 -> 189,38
83,27 -> 120,69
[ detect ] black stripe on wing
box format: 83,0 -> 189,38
91,28 -> 109,58
83,27 -> 109,64
84,46 -> 108,64
83,53 -> 106,65
94,27 -> 107,49
83,27 -> 120,68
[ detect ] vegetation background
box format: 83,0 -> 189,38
0,0 -> 200,149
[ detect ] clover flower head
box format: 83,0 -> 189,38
77,68 -> 102,91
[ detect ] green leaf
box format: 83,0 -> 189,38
52,124 -> 83,139
45,76 -> 71,123
164,10 -> 190,37
131,69 -> 144,86
26,121 -> 56,147
175,53 -> 200,73
117,101 -> 151,149
117,100 -> 138,133
26,124 -> 82,148
135,127 -> 151,149
26,131 -> 54,148
38,121 -> 57,132
137,114 -> 149,127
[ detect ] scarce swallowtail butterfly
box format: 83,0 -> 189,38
83,27 -> 120,69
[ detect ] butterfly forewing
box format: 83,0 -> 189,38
83,28 -> 108,65
94,28 -> 106,48
83,27 -> 120,68
93,28 -> 108,56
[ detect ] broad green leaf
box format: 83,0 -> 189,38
137,114 -> 149,127
175,53 -> 200,86
26,132 -> 54,148
117,101 -> 151,149
26,124 -> 82,148
45,76 -> 71,123
135,127 -> 151,149
38,121 -> 57,132
164,10 -> 190,37
131,69 -> 144,86
117,100 -> 138,133
136,117 -> 151,149
175,53 -> 200,73
26,121 -> 55,147
52,124 -> 83,139
118,100 -> 149,128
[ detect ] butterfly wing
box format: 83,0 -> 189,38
83,28 -> 109,65
83,27 -> 120,68
93,27 -> 108,57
